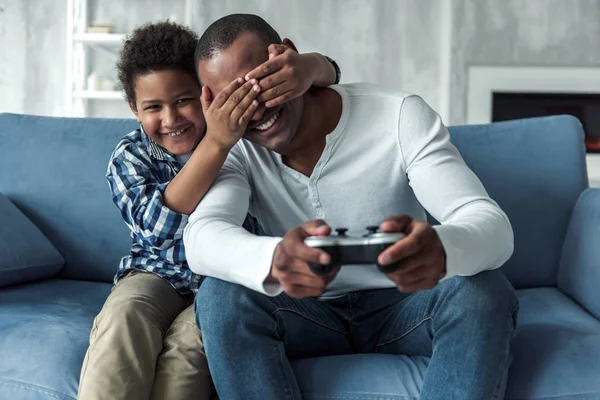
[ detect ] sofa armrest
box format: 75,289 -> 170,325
0,194 -> 64,288
558,188 -> 600,320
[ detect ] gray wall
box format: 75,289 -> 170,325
194,0 -> 444,113
2,0 -> 600,124
450,0 -> 600,124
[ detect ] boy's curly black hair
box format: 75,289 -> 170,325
116,21 -> 199,107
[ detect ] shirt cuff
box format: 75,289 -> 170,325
249,236 -> 284,296
432,224 -> 462,280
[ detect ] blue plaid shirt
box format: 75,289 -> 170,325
107,127 -> 202,294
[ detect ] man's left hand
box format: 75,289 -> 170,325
377,214 -> 447,292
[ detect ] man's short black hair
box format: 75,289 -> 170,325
116,21 -> 199,105
195,14 -> 281,63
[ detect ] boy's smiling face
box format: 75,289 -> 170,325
130,69 -> 205,155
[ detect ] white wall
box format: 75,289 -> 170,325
0,0 -> 445,119
2,0 -> 600,124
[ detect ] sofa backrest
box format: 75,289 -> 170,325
447,115 -> 587,288
0,113 -> 137,283
0,113 -> 587,288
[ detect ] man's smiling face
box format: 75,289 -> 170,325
196,32 -> 304,153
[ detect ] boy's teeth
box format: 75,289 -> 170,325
168,129 -> 184,137
256,111 -> 280,131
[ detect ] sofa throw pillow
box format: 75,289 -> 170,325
0,194 -> 64,287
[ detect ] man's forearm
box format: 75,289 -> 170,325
434,201 -> 514,279
184,217 -> 283,294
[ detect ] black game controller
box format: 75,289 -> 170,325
304,226 -> 405,276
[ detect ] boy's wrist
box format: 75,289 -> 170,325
202,131 -> 236,154
311,53 -> 340,87
312,53 -> 337,87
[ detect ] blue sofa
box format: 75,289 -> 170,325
0,112 -> 598,400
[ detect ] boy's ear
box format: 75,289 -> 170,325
282,38 -> 298,52
129,101 -> 141,122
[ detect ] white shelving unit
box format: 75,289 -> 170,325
65,0 -> 197,117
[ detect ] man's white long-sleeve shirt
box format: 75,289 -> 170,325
184,84 -> 514,297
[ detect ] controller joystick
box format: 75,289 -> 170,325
335,228 -> 348,236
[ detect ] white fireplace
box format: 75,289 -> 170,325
466,66 -> 600,188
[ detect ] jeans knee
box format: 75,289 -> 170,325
446,269 -> 518,324
195,278 -> 269,334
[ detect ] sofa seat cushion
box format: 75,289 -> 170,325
506,287 -> 600,400
292,288 -> 600,400
1,281 -> 598,400
293,354 -> 428,399
0,279 -> 110,400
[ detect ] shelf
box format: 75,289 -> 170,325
66,0 -> 196,117
74,33 -> 126,44
73,90 -> 123,99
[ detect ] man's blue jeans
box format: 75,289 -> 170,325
195,269 -> 518,400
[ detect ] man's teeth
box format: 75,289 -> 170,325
256,111 -> 280,131
167,129 -> 185,137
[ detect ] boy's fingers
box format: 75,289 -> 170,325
268,44 -> 287,60
257,71 -> 287,92
200,86 -> 212,111
245,56 -> 286,81
212,78 -> 244,109
257,83 -> 294,105
230,81 -> 260,124
264,90 -> 295,108
238,100 -> 259,127
221,80 -> 257,114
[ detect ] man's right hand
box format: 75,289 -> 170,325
269,220 -> 339,298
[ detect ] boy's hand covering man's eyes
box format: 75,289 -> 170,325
244,44 -> 335,108
201,78 -> 261,150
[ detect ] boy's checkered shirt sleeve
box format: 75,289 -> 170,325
108,146 -> 189,249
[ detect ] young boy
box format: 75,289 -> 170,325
77,21 -> 340,400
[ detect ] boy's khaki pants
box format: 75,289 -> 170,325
77,271 -> 213,400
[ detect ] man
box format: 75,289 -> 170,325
184,13 -> 518,400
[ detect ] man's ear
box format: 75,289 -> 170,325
129,101 -> 141,122
282,38 -> 298,52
